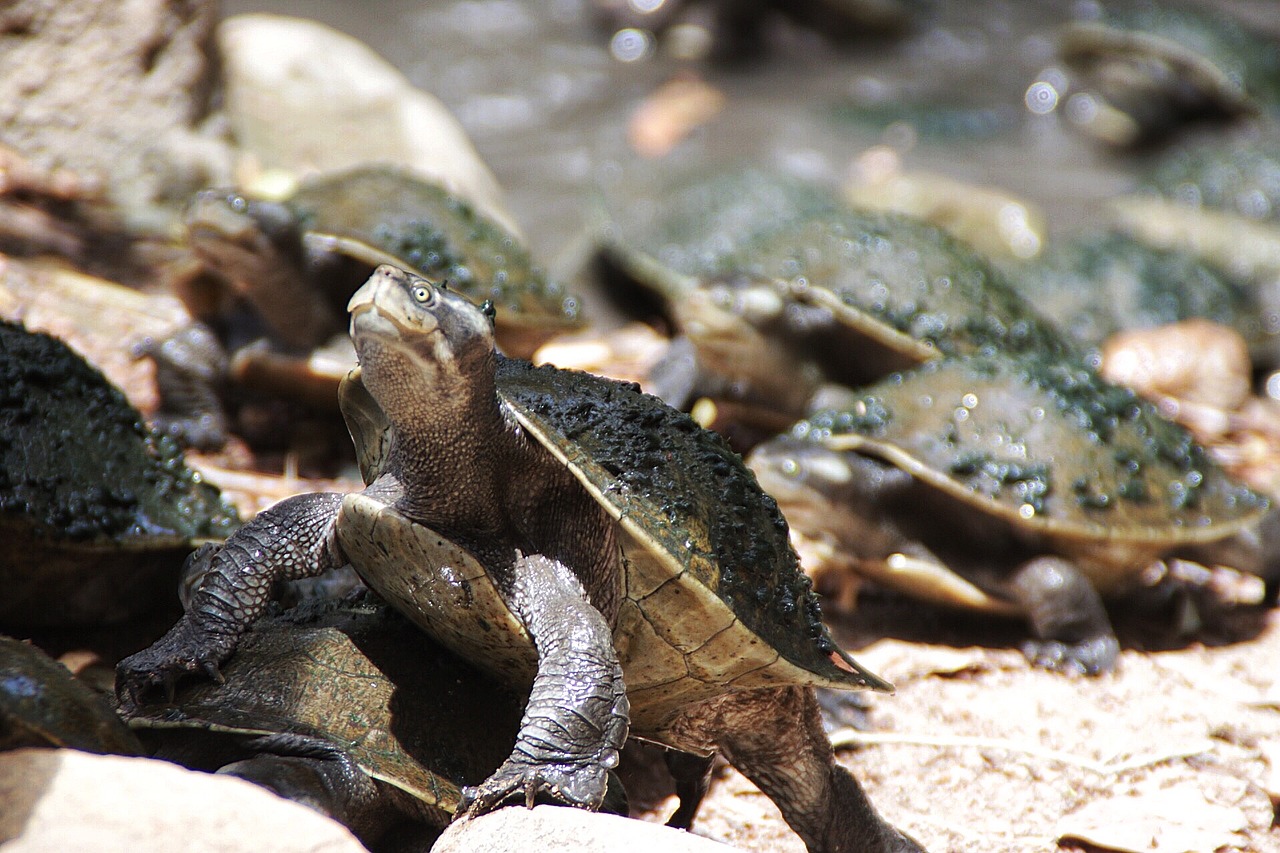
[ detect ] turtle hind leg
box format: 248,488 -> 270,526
663,749 -> 715,830
678,686 -> 925,853
1009,556 -> 1119,676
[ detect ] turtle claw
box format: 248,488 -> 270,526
114,619 -> 236,712
457,760 -> 608,819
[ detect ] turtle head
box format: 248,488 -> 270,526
347,265 -> 496,415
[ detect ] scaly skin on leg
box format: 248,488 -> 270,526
1009,556 -> 1119,676
682,686 -> 925,853
459,553 -> 630,816
116,492 -> 346,707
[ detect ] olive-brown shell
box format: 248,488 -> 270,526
796,355 -> 1266,546
124,600 -> 522,820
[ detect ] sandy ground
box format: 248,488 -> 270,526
628,596 -> 1280,853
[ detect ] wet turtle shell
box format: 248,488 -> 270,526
337,355 -> 889,737
125,598 -> 525,839
775,353 -> 1267,609
597,169 -> 1073,427
1011,230 -> 1269,359
1057,4 -> 1280,147
0,636 -> 142,755
0,321 -> 239,627
186,164 -> 581,359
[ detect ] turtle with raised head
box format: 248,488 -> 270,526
118,264 -> 922,852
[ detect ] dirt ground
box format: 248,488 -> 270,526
631,596 -> 1280,853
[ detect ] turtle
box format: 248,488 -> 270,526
1055,3 -> 1280,147
748,353 -> 1269,675
0,320 -> 239,628
595,168 -> 1074,445
118,264 -> 923,853
0,635 -> 142,755
149,164 -> 582,450
123,596 -> 540,850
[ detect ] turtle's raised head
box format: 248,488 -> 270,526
348,265 -> 496,421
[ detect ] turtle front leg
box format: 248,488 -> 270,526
459,553 -> 629,817
116,492 -> 346,708
1009,556 -> 1119,676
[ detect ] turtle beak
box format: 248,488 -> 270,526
348,264 -> 404,317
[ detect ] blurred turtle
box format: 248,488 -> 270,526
1056,3 -> 1280,147
751,353 -> 1268,675
596,168 -> 1074,447
149,165 -> 582,450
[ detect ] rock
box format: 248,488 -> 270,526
0,0 -> 233,234
431,805 -> 736,853
0,748 -> 366,852
217,14 -> 520,236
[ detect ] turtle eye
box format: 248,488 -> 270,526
480,300 -> 496,323
411,284 -> 434,304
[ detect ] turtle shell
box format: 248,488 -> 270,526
794,354 -> 1267,591
601,169 -> 1074,387
337,358 -> 889,735
125,599 -> 523,822
0,636 -> 142,755
0,321 -> 239,627
288,165 -> 581,355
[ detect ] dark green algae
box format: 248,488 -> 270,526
0,320 -> 237,544
794,354 -> 1266,539
495,355 -> 869,685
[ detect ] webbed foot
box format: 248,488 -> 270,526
458,758 -> 610,817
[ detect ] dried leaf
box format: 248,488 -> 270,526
1056,779 -> 1248,853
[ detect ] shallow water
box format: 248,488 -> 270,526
221,0 -> 1279,278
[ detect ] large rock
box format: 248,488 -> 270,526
218,14 -> 519,236
0,0 -> 232,234
431,805 -> 736,853
0,748 -> 365,852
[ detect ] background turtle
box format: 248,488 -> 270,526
595,168 -> 1073,447
124,596 -> 530,851
0,320 -> 238,628
118,265 -> 922,853
150,164 -> 582,450
750,353 -> 1268,675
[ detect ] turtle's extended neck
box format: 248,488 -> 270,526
361,341 -> 516,534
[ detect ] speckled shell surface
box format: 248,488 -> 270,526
291,165 -> 580,343
799,355 -> 1266,548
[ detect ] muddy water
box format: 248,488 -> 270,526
221,0 -> 1275,281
